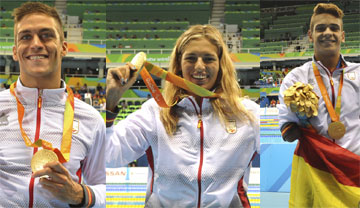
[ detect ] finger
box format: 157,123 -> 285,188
33,167 -> 67,183
39,177 -> 65,189
43,161 -> 69,175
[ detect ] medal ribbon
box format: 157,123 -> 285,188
312,62 -> 344,122
136,61 -> 218,108
10,82 -> 74,163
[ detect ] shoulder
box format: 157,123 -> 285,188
74,98 -> 103,122
0,89 -> 13,103
240,98 -> 259,114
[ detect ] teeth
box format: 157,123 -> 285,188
30,56 -> 46,60
192,74 -> 207,79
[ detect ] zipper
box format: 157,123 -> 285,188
188,97 -> 204,208
29,89 -> 42,208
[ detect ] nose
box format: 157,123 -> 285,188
30,35 -> 44,50
195,57 -> 206,70
323,26 -> 333,35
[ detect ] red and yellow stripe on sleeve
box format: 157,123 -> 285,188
289,128 -> 360,208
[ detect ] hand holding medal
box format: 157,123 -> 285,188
283,82 -> 319,118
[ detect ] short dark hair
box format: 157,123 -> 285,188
310,3 -> 344,31
12,2 -> 64,42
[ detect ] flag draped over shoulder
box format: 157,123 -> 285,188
289,128 -> 360,208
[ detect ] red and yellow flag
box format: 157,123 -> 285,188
289,128 -> 360,208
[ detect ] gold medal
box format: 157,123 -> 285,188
328,121 -> 346,140
31,149 -> 58,172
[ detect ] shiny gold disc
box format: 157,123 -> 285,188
31,149 -> 58,172
328,121 -> 346,140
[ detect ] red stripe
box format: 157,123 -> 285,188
85,186 -> 92,208
29,92 -> 42,208
296,128 -> 360,187
76,162 -> 83,183
146,147 -> 154,193
197,119 -> 204,208
237,177 -> 251,208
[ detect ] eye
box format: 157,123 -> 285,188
185,56 -> 197,62
315,24 -> 327,32
329,24 -> 340,32
19,34 -> 31,40
40,32 -> 54,39
203,56 -> 216,63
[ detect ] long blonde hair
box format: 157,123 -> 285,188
160,24 -> 255,135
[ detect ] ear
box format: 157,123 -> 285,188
61,41 -> 68,57
341,31 -> 345,43
12,45 -> 18,61
307,30 -> 313,42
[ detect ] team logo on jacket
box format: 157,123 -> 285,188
72,119 -> 79,134
346,72 -> 356,81
226,120 -> 237,134
0,113 -> 9,126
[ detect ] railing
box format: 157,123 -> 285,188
0,37 -> 14,42
106,48 -> 173,54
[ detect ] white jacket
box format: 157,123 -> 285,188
107,96 -> 259,207
0,79 -> 106,207
278,55 -> 360,155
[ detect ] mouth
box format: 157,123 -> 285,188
319,39 -> 336,43
26,55 -> 49,60
191,74 -> 208,80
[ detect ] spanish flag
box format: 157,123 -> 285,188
289,128 -> 360,208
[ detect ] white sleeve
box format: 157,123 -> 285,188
242,98 -> 260,153
106,101 -> 156,167
82,115 -> 106,207
277,70 -> 301,129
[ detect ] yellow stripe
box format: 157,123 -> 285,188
106,205 -> 144,208
106,193 -> 146,196
290,155 -> 360,208
107,198 -> 145,202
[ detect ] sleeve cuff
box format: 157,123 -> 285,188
280,122 -> 302,142
69,184 -> 96,208
106,106 -> 120,127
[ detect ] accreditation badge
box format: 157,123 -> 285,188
226,120 -> 237,134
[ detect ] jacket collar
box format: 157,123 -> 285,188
177,96 -> 213,114
15,78 -> 67,106
312,54 -> 348,75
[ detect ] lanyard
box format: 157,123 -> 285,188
136,61 -> 218,108
10,82 -> 74,163
312,62 -> 344,122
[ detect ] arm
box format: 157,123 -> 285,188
278,69 -> 303,142
106,100 -> 156,167
106,63 -> 138,113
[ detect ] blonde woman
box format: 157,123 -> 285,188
106,25 -> 259,207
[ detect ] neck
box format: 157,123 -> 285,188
314,53 -> 340,72
20,74 -> 62,89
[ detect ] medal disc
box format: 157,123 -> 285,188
328,121 -> 346,140
31,149 -> 58,172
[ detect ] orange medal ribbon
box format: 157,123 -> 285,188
312,62 -> 346,139
312,62 -> 344,122
132,52 -> 218,108
10,82 -> 74,163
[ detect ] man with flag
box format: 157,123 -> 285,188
278,3 -> 360,207
0,2 -> 106,207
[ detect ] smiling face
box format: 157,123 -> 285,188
180,38 -> 220,91
12,13 -> 67,87
308,13 -> 344,58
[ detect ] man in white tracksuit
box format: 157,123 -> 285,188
0,2 -> 106,207
278,3 -> 360,156
106,25 -> 259,207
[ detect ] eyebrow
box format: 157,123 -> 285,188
18,28 -> 55,36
